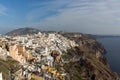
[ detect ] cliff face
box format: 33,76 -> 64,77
59,32 -> 119,80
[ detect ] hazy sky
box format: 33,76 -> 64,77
0,0 -> 120,35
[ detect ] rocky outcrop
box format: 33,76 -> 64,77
0,58 -> 21,80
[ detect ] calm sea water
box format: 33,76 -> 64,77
97,37 -> 120,75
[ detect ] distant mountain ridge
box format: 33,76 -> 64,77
6,27 -> 40,36
93,35 -> 120,38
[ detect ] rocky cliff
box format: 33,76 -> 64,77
59,32 -> 119,80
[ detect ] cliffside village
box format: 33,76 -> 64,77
0,32 -> 78,80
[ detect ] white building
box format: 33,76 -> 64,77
0,72 -> 2,80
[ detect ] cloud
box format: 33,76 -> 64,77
0,4 -> 7,16
27,0 -> 120,35
27,0 -> 74,21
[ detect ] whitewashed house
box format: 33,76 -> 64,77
0,72 -> 2,80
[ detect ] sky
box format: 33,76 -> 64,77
0,0 -> 120,35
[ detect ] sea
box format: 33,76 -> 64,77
97,37 -> 120,75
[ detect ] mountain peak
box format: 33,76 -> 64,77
6,27 -> 40,36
